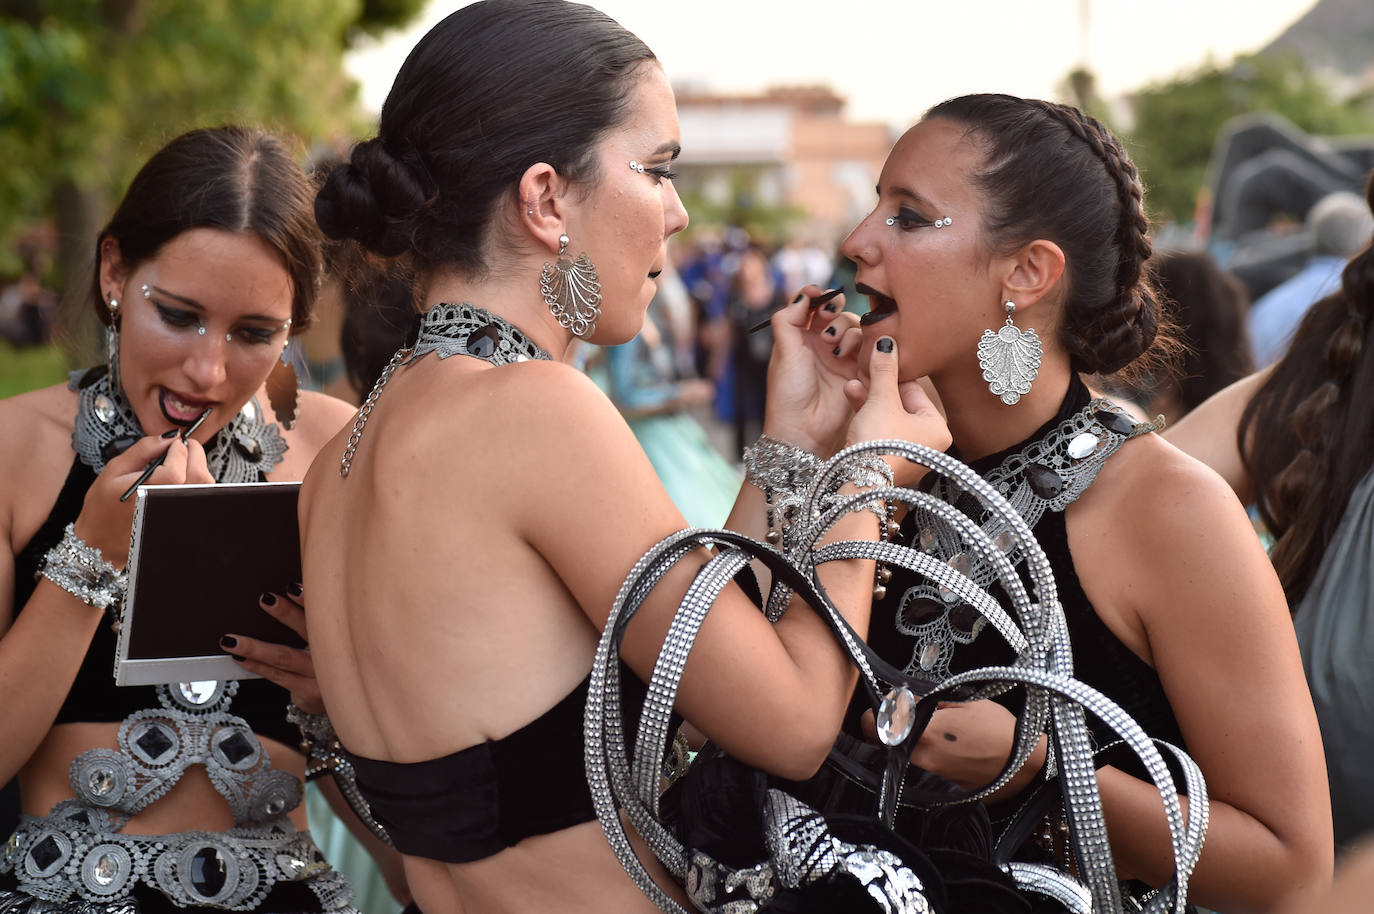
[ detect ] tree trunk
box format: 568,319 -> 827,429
53,178 -> 107,364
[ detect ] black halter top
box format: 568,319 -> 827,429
860,375 -> 1186,753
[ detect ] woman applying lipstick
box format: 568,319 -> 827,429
0,127 -> 375,912
795,95 -> 1332,911
297,2 -> 952,911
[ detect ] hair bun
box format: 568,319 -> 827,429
314,138 -> 432,256
1066,284 -> 1162,375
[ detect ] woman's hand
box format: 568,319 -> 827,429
221,583 -> 324,714
843,336 -> 951,486
761,285 -> 863,456
73,434 -> 212,567
862,698 -> 1046,799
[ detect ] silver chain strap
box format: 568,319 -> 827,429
339,347 -> 410,479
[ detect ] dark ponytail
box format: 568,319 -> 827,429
315,0 -> 655,277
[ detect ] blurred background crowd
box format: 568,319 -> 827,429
4,0 -> 1374,462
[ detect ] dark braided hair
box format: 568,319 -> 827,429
1240,170 -> 1374,608
926,95 -> 1177,379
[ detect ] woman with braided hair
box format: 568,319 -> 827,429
791,94 -> 1332,910
1169,171 -> 1374,850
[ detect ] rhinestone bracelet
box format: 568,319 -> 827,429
743,435 -> 824,550
36,523 -> 126,614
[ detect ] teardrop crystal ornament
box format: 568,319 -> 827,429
876,685 -> 917,746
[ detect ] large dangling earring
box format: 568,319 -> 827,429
265,338 -> 300,430
540,233 -> 601,337
977,300 -> 1042,405
105,293 -> 122,392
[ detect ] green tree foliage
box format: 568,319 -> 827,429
0,0 -> 423,283
1130,52 -> 1374,224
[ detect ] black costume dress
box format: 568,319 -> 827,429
1,454 -> 355,913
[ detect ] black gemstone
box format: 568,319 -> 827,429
465,322 -> 499,359
135,725 -> 175,762
900,597 -> 945,628
188,846 -> 227,897
100,435 -> 140,463
232,434 -> 262,463
28,835 -> 63,870
1025,462 -> 1065,500
1094,409 -> 1135,436
77,366 -> 108,389
949,603 -> 983,636
65,810 -> 91,827
217,730 -> 255,765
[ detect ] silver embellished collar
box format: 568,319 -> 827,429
69,365 -> 286,482
895,394 -> 1163,681
405,301 -> 551,366
339,303 -> 551,477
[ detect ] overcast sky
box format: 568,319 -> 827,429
346,0 -> 1321,130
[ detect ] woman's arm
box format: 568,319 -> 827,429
0,395 -> 213,783
896,444 -> 1330,912
1163,368 -> 1271,504
508,331 -> 946,782
1091,450 -> 1331,911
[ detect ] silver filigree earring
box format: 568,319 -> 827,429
977,300 -> 1042,405
540,233 -> 601,337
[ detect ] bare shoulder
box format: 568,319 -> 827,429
0,383 -> 76,474
438,358 -> 631,449
1087,430 -> 1243,530
0,383 -> 78,545
284,390 -> 358,451
1084,430 -> 1279,621
414,358 -> 656,521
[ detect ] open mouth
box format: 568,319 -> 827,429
159,388 -> 215,426
856,282 -> 898,325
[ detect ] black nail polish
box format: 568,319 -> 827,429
231,654 -> 246,662
260,592 -> 277,606
876,337 -> 894,353
161,429 -> 180,439
791,292 -> 805,304
220,635 -> 238,649
825,326 -> 837,336
823,302 -> 839,313
287,582 -> 303,598
832,345 -> 842,357
810,287 -> 844,308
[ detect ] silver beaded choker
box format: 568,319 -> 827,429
340,303 -> 551,477
70,365 -> 286,481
